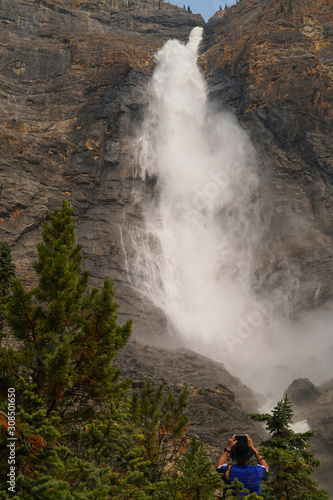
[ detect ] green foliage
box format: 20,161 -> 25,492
0,242 -> 16,334
0,242 -> 15,297
4,201 -> 132,421
131,380 -> 189,484
250,395 -> 295,442
249,395 -> 329,499
0,203 -> 329,499
287,0 -> 293,14
60,395 -> 152,499
0,378 -> 70,499
170,436 -> 223,498
0,201 -> 136,498
223,477 -> 260,498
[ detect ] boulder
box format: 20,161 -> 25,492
285,377 -> 319,405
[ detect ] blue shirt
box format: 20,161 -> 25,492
217,464 -> 268,496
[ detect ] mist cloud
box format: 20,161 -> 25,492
131,27 -> 333,400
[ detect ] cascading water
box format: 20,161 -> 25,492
131,27 -> 333,396
133,27 -> 263,379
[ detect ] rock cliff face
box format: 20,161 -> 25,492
114,341 -> 268,459
285,377 -> 333,493
201,0 -> 333,313
0,0 -> 204,335
1,0 -> 333,492
1,0 -> 332,325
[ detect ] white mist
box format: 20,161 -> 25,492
134,27 -> 262,382
132,27 -> 333,398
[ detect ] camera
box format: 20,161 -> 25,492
235,435 -> 247,442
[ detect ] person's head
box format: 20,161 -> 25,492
230,440 -> 255,465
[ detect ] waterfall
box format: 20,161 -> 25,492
131,27 -> 333,396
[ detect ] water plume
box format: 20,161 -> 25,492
131,27 -> 333,398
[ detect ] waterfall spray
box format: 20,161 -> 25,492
134,27 -> 262,372
131,27 -> 333,396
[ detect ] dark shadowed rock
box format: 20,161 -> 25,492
199,0 -> 333,315
285,377 -> 320,405
0,0 -> 204,340
284,377 -> 333,494
114,340 -> 268,458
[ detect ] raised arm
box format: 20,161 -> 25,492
216,434 -> 237,469
247,435 -> 269,470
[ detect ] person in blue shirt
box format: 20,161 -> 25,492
216,434 -> 269,497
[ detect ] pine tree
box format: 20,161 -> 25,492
0,242 -> 16,334
169,436 -> 223,499
3,201 -> 132,422
0,201 -> 140,499
249,395 -> 329,499
223,478 -> 259,498
131,380 -> 189,486
0,379 -> 150,499
0,378 -> 71,499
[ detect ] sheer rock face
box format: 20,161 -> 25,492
0,0 -> 204,337
200,0 -> 333,313
1,0 -> 333,492
286,377 -> 333,494
1,0 -> 332,331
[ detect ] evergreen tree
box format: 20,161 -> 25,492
0,378 -> 150,499
131,380 -> 189,486
223,478 -> 259,498
249,395 -> 329,499
169,436 -> 223,499
0,242 -> 16,334
0,201 -> 137,498
0,378 -> 72,499
61,391 -> 151,499
3,201 -> 131,422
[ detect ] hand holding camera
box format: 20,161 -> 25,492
235,434 -> 247,442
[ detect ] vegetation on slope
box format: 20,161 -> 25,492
0,201 -> 328,499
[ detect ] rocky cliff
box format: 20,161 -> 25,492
114,341 -> 268,460
285,377 -> 333,494
201,0 -> 333,313
0,0 -> 204,338
1,0 -> 333,493
1,0 -> 332,327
